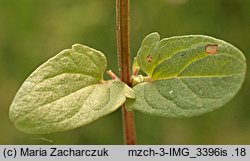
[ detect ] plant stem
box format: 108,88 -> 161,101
116,0 -> 136,145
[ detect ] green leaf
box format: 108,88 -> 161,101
9,44 -> 134,134
126,33 -> 246,117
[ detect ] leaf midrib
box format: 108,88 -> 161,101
149,38 -> 245,77
148,72 -> 245,82
15,80 -> 104,123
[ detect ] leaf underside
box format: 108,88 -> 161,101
9,44 -> 134,134
126,33 -> 246,118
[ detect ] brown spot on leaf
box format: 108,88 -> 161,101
146,55 -> 152,63
205,44 -> 218,54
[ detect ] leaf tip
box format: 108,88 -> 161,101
72,44 -> 83,51
145,32 -> 160,42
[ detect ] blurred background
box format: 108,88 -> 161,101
0,0 -> 250,144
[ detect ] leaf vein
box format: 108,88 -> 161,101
179,79 -> 218,100
151,72 -> 245,81
177,54 -> 208,76
17,84 -> 97,122
153,41 -> 205,72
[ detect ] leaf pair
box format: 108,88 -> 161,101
9,33 -> 246,134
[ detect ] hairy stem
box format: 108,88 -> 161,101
116,0 -> 136,145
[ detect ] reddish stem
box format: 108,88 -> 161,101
116,0 -> 136,145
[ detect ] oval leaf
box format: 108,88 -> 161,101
9,44 -> 134,134
126,33 -> 246,117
